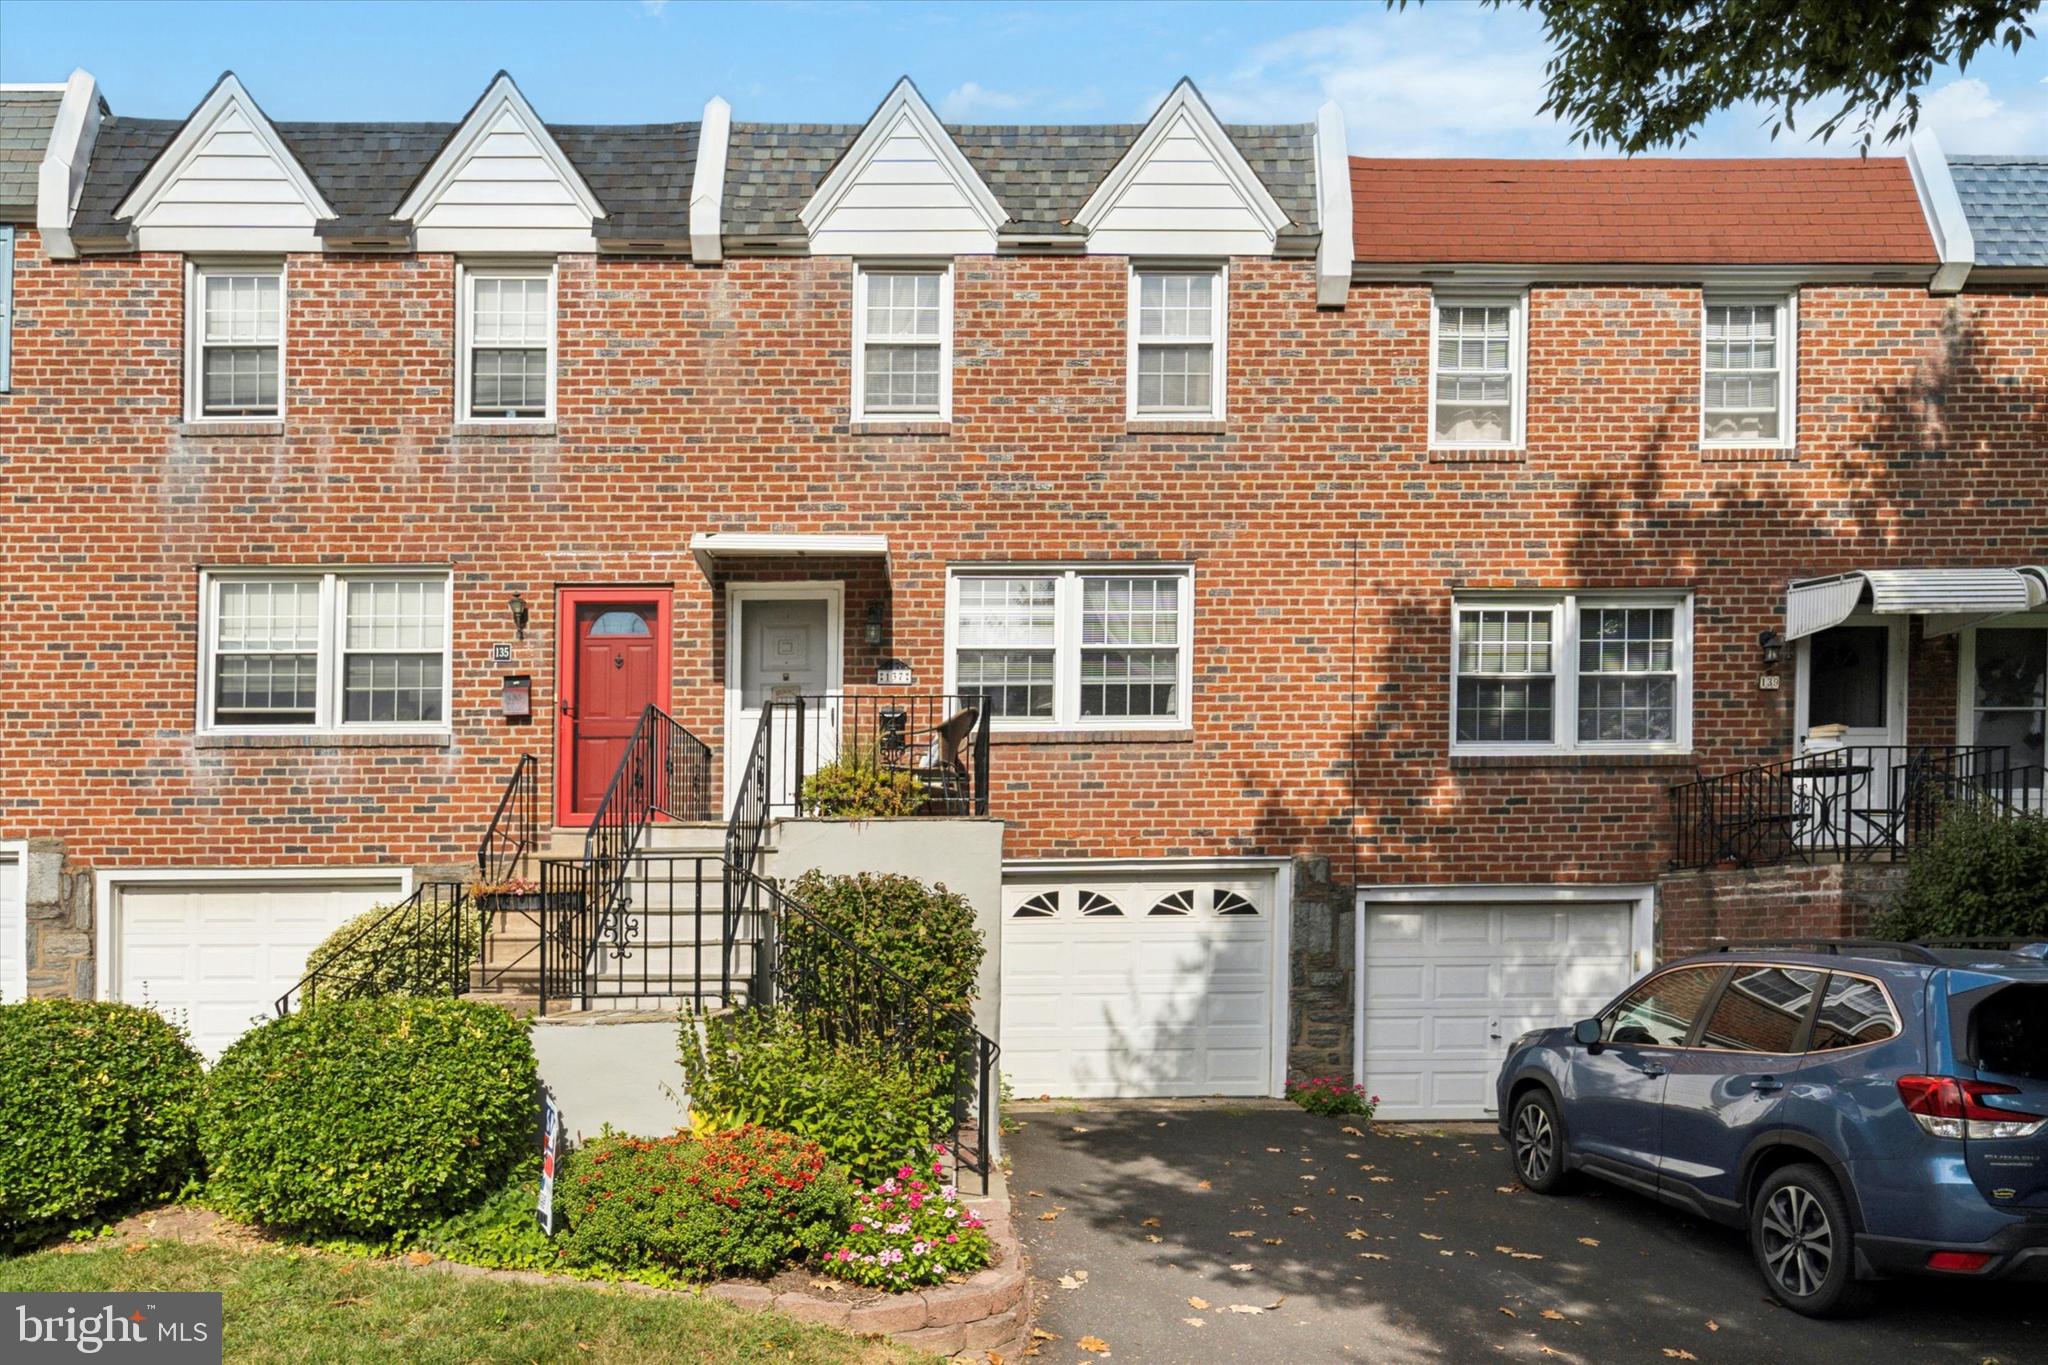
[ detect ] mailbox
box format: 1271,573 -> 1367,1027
501,675 -> 533,720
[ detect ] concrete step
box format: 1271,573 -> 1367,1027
544,821 -> 756,861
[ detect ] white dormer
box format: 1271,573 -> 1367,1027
799,77 -> 1006,257
395,72 -> 604,253
115,73 -> 333,252
1077,79 -> 1289,258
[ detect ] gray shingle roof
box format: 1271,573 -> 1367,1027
70,106 -> 1315,251
0,90 -> 62,219
1950,155 -> 2048,269
724,120 -> 1315,242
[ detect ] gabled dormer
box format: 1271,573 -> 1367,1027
799,77 -> 1007,256
394,72 -> 605,253
113,73 -> 333,252
1077,79 -> 1290,257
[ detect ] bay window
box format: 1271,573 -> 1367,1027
1452,593 -> 1691,753
949,568 -> 1193,728
201,571 -> 451,734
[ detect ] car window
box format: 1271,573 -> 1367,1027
1698,966 -> 1822,1053
1605,966 -> 1723,1047
1807,974 -> 1900,1051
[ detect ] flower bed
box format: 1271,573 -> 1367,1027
821,1146 -> 991,1290
1286,1075 -> 1380,1118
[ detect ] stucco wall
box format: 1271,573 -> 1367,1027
530,1014 -> 692,1141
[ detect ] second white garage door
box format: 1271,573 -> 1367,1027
106,874 -> 406,1059
1359,897 -> 1640,1121
1001,868 -> 1283,1099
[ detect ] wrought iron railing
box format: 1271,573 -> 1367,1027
478,753 -> 538,884
1670,744 -> 2034,870
274,880 -> 473,1016
584,704 -> 715,978
762,692 -> 992,820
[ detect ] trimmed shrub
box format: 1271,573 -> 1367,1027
559,1126 -> 851,1280
800,743 -> 924,819
681,1007 -> 951,1185
1875,805 -> 2048,940
0,1000 -> 203,1246
299,898 -> 483,1005
199,996 -> 537,1237
782,870 -> 983,1016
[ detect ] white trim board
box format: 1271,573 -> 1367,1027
1076,78 -> 1288,258
799,77 -> 1006,257
1004,855 -> 1293,1099
92,865 -> 417,1004
35,68 -> 104,260
0,840 -> 27,1003
395,72 -> 604,254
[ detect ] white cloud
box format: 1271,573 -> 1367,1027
940,81 -> 1030,120
639,0 -> 668,17
1916,76 -> 2047,153
939,81 -> 1106,122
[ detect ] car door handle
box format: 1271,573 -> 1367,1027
1636,1063 -> 1668,1078
1750,1077 -> 1784,1093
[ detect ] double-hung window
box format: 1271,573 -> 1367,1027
1964,625 -> 2046,785
1451,593 -> 1692,753
1702,294 -> 1794,446
853,266 -> 950,421
188,262 -> 283,420
201,570 -> 451,734
1430,294 -> 1525,447
1129,266 -> 1224,420
949,568 -> 1193,729
459,263 -> 554,421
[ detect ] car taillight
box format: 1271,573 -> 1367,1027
1926,1250 -> 1995,1273
1897,1075 -> 2047,1140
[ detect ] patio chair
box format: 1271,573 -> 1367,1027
893,705 -> 981,815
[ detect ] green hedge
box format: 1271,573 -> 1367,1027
298,896 -> 482,1005
0,1001 -> 204,1247
199,996 -> 537,1237
1876,804 -> 2048,940
781,870 -> 983,1017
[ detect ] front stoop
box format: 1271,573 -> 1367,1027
703,1184 -> 1030,1360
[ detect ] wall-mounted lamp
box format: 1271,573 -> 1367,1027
1758,629 -> 1783,668
509,592 -> 530,641
865,601 -> 885,647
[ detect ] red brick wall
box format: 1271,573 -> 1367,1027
1658,863 -> 1906,958
1,225 -> 2042,895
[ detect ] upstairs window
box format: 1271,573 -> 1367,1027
1452,593 -> 1692,754
1129,267 -> 1224,420
853,266 -> 950,421
949,568 -> 1193,729
188,262 -> 283,420
1702,295 -> 1794,446
201,571 -> 451,734
459,264 -> 554,421
1430,294 -> 1524,447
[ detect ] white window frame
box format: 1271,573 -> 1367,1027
1449,591 -> 1693,756
196,568 -> 454,736
1127,263 -> 1227,421
851,263 -> 952,422
1700,291 -> 1797,449
944,565 -> 1195,731
185,258 -> 286,424
1955,613 -> 2048,793
1428,290 -> 1528,451
454,260 -> 557,424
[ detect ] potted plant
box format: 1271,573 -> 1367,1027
467,876 -> 543,914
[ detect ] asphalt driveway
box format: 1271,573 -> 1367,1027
1010,1100 -> 2041,1363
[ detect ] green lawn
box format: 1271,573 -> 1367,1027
0,1241 -> 928,1365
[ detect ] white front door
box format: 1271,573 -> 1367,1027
1000,869 -> 1284,1099
724,585 -> 842,813
1796,618 -> 1907,845
106,875 -> 404,1059
1359,898 -> 1637,1120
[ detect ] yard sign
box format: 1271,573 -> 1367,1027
536,1097 -> 562,1236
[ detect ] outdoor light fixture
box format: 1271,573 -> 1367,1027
865,601 -> 885,647
509,592 -> 530,641
1758,630 -> 1782,668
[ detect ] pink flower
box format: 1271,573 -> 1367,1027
899,1165 -> 915,1180
946,1232 -> 958,1244
850,1223 -> 865,1234
837,1249 -> 853,1262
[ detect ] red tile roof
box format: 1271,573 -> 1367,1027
1350,157 -> 1937,265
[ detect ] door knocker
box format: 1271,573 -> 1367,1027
613,653 -> 625,669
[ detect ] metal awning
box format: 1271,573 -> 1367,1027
1785,567 -> 2048,640
688,532 -> 890,578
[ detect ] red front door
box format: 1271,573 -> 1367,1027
558,590 -> 671,824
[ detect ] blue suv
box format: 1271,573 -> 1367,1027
1496,940 -> 2048,1316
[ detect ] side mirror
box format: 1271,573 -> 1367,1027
1573,1017 -> 1604,1048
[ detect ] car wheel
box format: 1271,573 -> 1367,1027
1509,1089 -> 1570,1194
1750,1164 -> 1871,1318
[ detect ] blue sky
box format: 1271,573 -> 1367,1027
3,0 -> 2042,154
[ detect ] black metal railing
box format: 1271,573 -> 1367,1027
584,705 -> 715,979
1671,744 -> 2036,870
761,692 -> 992,820
478,753 -> 539,885
275,880 -> 473,1016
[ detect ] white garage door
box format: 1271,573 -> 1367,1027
1361,900 -> 1636,1121
110,876 -> 404,1058
1001,870 -> 1280,1099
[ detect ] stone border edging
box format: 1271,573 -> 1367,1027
704,1192 -> 1030,1358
